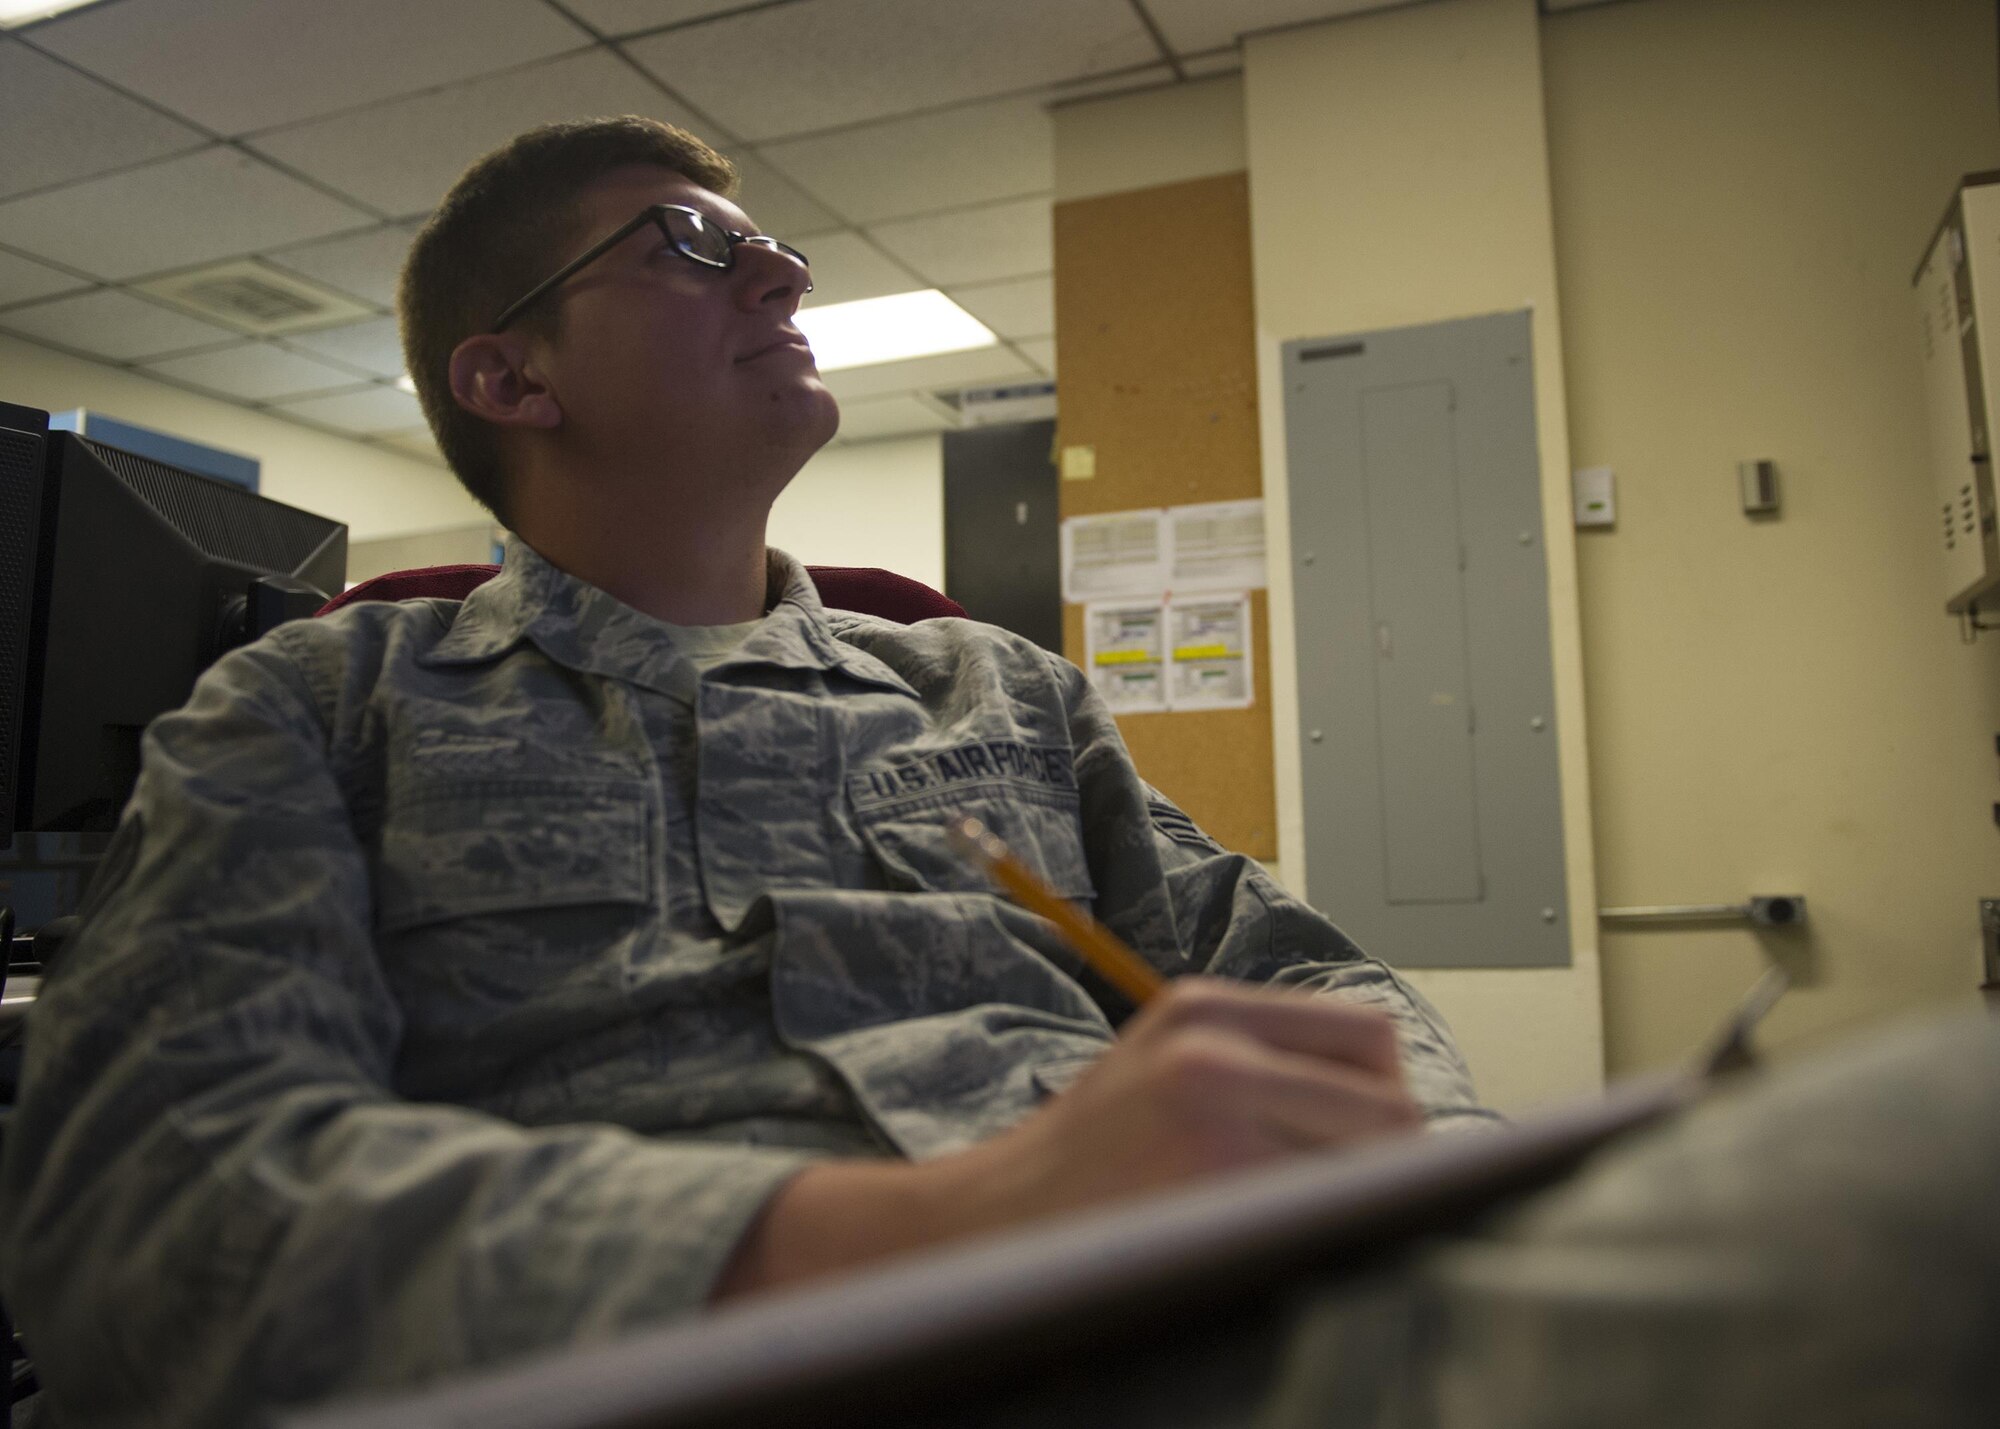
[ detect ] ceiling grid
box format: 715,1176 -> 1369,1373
0,0 -> 1425,458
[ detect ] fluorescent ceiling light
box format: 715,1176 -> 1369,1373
794,289 -> 996,372
0,0 -> 105,26
394,373 -> 417,393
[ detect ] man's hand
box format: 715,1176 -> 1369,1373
964,976 -> 1424,1218
712,979 -> 1421,1301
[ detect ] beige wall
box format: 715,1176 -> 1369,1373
347,524 -> 499,585
768,432 -> 945,592
349,434 -> 948,588
1052,73 -> 1246,204
347,433 -> 945,593
1543,0 -> 2000,1073
1244,0 -> 1605,1111
0,333 -> 484,541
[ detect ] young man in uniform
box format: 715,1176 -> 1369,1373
0,118 -> 1489,1425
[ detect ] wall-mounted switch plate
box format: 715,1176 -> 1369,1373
1573,466 -> 1615,527
1740,459 -> 1780,515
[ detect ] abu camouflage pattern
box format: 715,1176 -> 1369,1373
0,538 -> 1490,1427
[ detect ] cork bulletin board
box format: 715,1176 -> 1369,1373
1053,172 -> 1277,859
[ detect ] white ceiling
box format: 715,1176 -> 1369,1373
0,0 -> 1478,462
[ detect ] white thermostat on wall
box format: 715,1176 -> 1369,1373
1572,466 -> 1615,528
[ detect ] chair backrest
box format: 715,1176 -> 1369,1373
318,563 -> 966,624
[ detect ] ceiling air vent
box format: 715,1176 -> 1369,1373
954,380 -> 1056,428
133,259 -> 375,336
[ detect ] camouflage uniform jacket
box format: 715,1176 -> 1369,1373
0,538 -> 1490,1426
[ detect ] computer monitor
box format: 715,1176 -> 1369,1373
0,401 -> 347,839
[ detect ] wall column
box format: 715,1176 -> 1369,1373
1245,0 -> 1604,1107
1052,79 -> 1276,857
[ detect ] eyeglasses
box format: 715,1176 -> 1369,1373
490,204 -> 811,332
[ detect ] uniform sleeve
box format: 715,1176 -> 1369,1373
1056,655 -> 1499,1132
0,634 -> 814,1428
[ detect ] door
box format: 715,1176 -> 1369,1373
943,419 -> 1062,653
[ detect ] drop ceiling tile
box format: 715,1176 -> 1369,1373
758,95 -> 1051,226
821,344 -> 1032,402
280,317 -> 406,378
796,231 -> 925,309
249,50 -> 698,219
563,0 -> 757,37
0,246 -> 89,307
0,287 -> 237,361
32,0 -> 590,137
142,342 -> 370,402
264,223 -> 417,309
0,147 -> 375,282
0,39 -> 206,201
1017,336 -> 1056,375
719,149 -> 840,241
946,274 -> 1052,340
275,383 -> 425,434
626,0 -> 1159,142
1142,0 -> 1390,57
833,392 -> 954,442
866,197 -> 1051,287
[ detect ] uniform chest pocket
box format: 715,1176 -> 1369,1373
851,783 -> 1097,903
375,780 -> 654,934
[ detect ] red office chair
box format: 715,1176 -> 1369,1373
317,563 -> 966,623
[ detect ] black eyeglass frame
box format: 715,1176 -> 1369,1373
490,204 -> 811,332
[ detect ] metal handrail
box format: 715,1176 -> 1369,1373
1598,895 -> 1807,929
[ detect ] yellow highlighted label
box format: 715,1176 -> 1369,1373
1172,644 -> 1237,661
1094,650 -> 1157,666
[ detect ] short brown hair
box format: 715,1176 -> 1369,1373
398,117 -> 737,523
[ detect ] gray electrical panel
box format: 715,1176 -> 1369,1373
1282,311 -> 1569,968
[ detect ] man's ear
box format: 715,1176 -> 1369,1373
448,333 -> 562,431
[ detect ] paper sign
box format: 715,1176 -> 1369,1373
1166,499 -> 1266,592
1084,602 -> 1167,713
1165,593 -> 1254,710
1061,510 -> 1166,603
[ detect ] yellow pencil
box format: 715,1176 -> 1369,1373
948,815 -> 1167,1007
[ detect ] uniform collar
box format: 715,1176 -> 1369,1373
422,534 -> 918,700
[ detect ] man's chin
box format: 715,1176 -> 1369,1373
745,379 -> 840,459
791,382 -> 841,451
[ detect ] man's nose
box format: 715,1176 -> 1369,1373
734,244 -> 811,313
